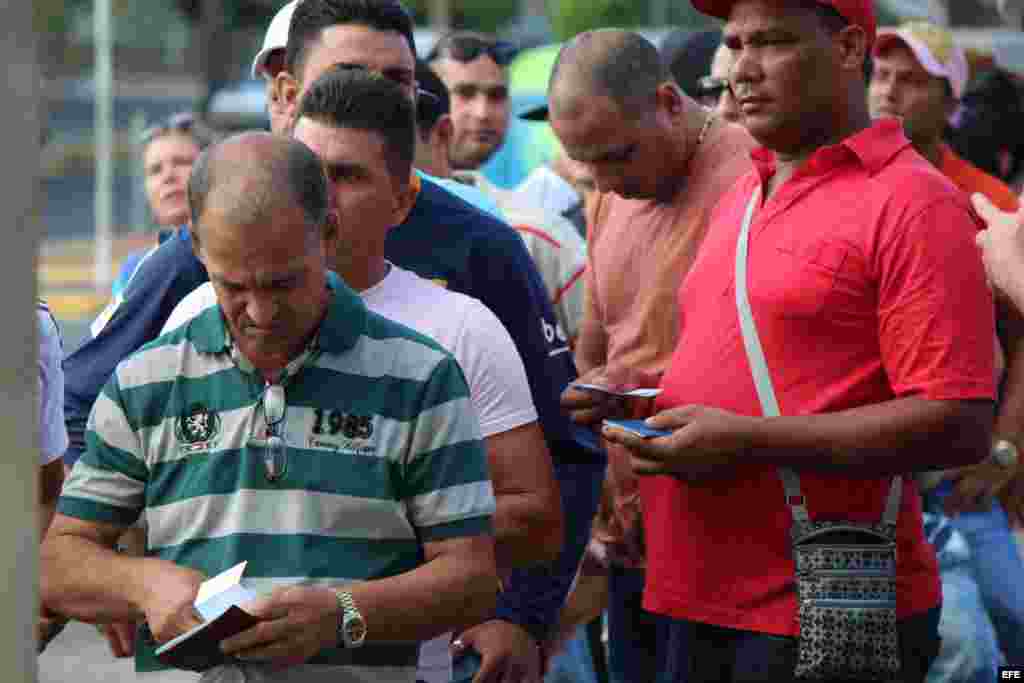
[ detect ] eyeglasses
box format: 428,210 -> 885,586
139,111 -> 218,150
261,383 -> 288,482
428,34 -> 518,67
139,112 -> 197,146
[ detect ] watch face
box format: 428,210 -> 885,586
344,616 -> 367,645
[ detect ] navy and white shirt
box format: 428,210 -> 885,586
63,227 -> 207,467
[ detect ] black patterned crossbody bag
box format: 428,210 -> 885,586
734,189 -> 902,680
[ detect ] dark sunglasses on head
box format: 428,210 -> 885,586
139,111 -> 198,146
428,35 -> 518,66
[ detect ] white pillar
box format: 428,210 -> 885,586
429,0 -> 451,32
94,0 -> 115,289
0,1 -> 43,680
650,0 -> 670,26
927,0 -> 951,24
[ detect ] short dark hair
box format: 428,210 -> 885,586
286,0 -> 417,81
297,64 -> 416,181
949,67 -> 1024,181
805,1 -> 849,35
793,0 -> 868,75
188,134 -> 329,247
550,30 -> 670,118
415,59 -> 450,133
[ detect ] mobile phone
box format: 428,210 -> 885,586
570,383 -> 661,399
602,418 -> 673,439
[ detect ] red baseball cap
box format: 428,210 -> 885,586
690,0 -> 876,47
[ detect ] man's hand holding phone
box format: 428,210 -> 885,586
601,419 -> 673,439
601,405 -> 755,480
560,366 -> 662,426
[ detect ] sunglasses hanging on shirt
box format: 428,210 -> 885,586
259,382 -> 288,482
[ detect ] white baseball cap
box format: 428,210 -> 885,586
874,22 -> 969,100
252,0 -> 298,80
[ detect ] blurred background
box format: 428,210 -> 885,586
35,0 -> 1024,350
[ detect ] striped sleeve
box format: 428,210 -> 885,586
402,354 -> 495,542
56,371 -> 148,527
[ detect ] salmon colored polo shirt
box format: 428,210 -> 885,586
939,144 -> 1020,214
644,119 -> 996,636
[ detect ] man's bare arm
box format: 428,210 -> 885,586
574,299 -> 608,377
609,397 -> 994,479
39,460 -> 64,538
220,533 -> 499,662
346,534 -> 497,642
974,193 -> 1024,314
41,513 -> 204,641
994,304 -> 1024,444
486,423 -> 563,569
748,398 -> 994,475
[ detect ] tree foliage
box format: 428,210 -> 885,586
547,0 -> 646,40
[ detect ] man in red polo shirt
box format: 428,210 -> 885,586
601,1 -> 997,681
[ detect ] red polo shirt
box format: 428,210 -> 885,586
644,120 -> 996,636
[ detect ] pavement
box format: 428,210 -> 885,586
39,621 -> 198,683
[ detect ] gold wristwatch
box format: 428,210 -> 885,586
334,590 -> 367,649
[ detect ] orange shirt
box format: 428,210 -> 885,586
939,144 -> 1019,213
579,119 -> 756,566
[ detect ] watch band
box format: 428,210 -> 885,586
334,588 -> 369,649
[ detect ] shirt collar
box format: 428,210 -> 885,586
188,274 -> 368,356
750,119 -> 911,182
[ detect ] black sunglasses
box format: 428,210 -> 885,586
139,112 -> 197,146
428,35 -> 518,67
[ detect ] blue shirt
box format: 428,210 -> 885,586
111,248 -> 150,298
417,170 -> 505,221
63,227 -> 207,466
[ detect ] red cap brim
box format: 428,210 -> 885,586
691,0 -> 735,20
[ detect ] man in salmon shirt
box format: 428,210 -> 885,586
601,1 -> 997,681
549,28 -> 756,683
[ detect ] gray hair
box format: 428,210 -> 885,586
187,132 -> 329,246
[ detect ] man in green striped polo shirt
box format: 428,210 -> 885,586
41,132 -> 499,682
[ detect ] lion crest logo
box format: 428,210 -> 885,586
176,403 -> 221,451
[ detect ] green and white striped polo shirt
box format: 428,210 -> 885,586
58,281 -> 495,681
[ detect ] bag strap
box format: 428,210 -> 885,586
733,188 -> 901,528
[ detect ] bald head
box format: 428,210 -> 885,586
548,29 -> 672,122
187,131 -> 329,246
